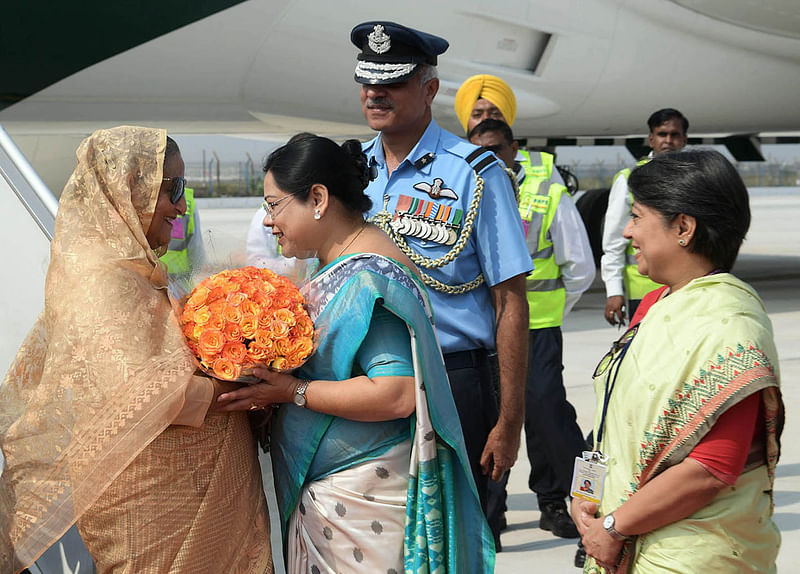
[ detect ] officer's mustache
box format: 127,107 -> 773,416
366,97 -> 393,109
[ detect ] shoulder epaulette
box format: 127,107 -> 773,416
467,147 -> 500,175
445,140 -> 499,175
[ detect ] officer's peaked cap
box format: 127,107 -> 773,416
351,21 -> 449,85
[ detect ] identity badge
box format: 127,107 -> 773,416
571,451 -> 607,504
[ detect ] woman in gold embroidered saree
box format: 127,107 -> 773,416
0,126 -> 272,573
572,150 -> 784,573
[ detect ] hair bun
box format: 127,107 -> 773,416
341,139 -> 371,191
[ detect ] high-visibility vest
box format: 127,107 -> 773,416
614,164 -> 661,300
518,150 -> 566,329
160,187 -> 195,275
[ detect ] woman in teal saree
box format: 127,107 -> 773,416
218,136 -> 494,573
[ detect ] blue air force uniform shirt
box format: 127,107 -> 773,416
364,120 -> 533,354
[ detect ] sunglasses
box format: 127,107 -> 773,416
593,324 -> 639,378
162,177 -> 186,204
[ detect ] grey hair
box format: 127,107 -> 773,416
417,64 -> 438,85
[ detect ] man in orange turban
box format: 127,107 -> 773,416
458,73 -> 594,557
454,74 -> 517,134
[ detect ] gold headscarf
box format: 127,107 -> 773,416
454,74 -> 517,133
0,126 -> 197,571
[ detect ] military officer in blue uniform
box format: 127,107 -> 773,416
351,21 -> 533,550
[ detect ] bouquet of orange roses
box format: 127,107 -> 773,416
178,266 -> 315,381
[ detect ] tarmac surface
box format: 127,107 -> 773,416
195,188 -> 800,573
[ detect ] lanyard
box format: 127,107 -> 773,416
595,335 -> 635,448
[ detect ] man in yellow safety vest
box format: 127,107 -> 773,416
463,103 -> 595,545
160,186 -> 205,278
601,108 -> 689,325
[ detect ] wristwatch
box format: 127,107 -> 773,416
603,513 -> 629,541
293,379 -> 311,408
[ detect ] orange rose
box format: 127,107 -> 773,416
292,316 -> 314,337
186,286 -> 210,309
181,305 -> 195,324
223,305 -> 243,325
183,321 -> 197,339
198,329 -> 225,356
199,347 -> 218,366
221,341 -> 247,364
240,280 -> 259,298
208,286 -> 226,302
270,356 -> 288,370
274,275 -> 293,289
210,273 -> 229,287
254,330 -> 276,349
273,295 -> 292,310
291,336 -> 314,360
269,319 -> 290,338
247,343 -> 276,362
212,357 -> 241,380
240,314 -> 259,339
207,299 -> 226,315
223,322 -> 242,341
259,268 -> 277,280
226,292 -> 247,307
274,337 -> 293,356
192,323 -> 206,341
206,313 -> 225,331
273,308 -> 296,327
242,300 -> 261,317
252,292 -> 274,310
193,306 -> 211,326
285,290 -> 305,304
257,309 -> 274,329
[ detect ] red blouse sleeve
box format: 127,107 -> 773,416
688,393 -> 761,486
631,286 -> 669,326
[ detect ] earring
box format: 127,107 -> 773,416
314,209 -> 321,220
678,239 -> 686,246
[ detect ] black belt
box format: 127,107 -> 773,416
443,348 -> 490,371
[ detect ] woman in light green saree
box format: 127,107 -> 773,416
217,136 -> 494,573
572,150 -> 783,573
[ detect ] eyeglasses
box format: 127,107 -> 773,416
261,194 -> 297,218
593,324 -> 639,378
162,177 -> 186,204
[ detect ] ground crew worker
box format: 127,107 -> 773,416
160,185 -> 205,277
469,117 -> 594,542
601,108 -> 689,325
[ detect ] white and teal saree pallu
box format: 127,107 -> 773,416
270,254 -> 494,573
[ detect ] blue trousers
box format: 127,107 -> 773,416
444,349 -> 500,534
524,327 -> 588,505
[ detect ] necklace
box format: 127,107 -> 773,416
336,221 -> 367,260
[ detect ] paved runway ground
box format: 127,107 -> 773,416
198,188 -> 799,573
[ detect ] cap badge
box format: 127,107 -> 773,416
368,24 -> 391,54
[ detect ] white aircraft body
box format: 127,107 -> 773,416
2,0 -> 800,191
1,1 -> 800,572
